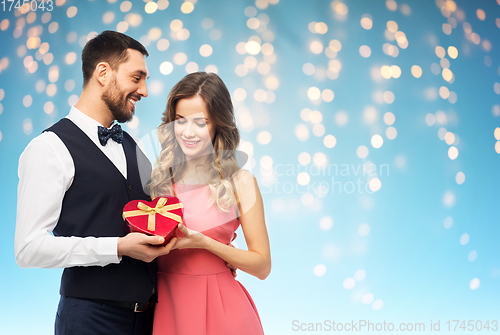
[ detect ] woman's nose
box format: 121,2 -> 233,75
183,122 -> 196,137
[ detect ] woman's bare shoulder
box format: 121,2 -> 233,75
232,168 -> 256,185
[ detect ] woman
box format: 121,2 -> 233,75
149,72 -> 271,335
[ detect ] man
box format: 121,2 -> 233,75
15,30 -> 175,334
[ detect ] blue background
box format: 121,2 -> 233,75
1,0 -> 500,334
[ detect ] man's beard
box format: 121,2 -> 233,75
101,75 -> 133,123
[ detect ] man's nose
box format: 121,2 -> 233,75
137,80 -> 148,98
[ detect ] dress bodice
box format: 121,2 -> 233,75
157,183 -> 240,275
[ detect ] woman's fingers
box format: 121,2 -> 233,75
178,223 -> 189,236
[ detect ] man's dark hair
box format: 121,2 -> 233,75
81,30 -> 149,87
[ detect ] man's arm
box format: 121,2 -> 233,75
14,133 -> 121,268
15,132 -> 177,268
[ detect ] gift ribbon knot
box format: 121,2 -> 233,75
123,198 -> 183,231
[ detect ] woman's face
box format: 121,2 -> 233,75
174,95 -> 216,159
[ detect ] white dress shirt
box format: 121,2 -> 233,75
15,107 -> 129,268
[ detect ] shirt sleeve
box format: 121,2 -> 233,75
14,132 -> 121,269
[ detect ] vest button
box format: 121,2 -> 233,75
128,185 -> 132,191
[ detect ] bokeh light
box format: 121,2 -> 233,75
257,131 -> 272,145
181,2 -> 195,14
354,269 -> 366,281
384,112 -> 395,125
199,44 -> 213,57
369,178 -> 382,192
443,216 -> 454,229
386,127 -> 397,140
448,146 -> 458,160
357,146 -> 369,159
359,45 -> 371,58
372,300 -> 384,311
310,41 -> 324,54
360,15 -> 373,30
443,191 -> 456,207
335,111 -> 348,126
362,293 -> 374,304
145,2 -> 158,14
371,135 -> 383,148
314,264 -> 327,277
160,61 -> 173,75
460,233 -> 470,246
343,278 -> 355,290
307,87 -> 321,101
358,223 -> 370,236
23,118 -> 33,135
456,172 -> 466,185
323,135 -> 336,148
319,217 -> 333,231
313,152 -> 327,167
298,152 -> 311,165
67,6 -> 77,18
120,1 -> 132,12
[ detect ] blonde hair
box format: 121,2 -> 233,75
149,72 -> 240,212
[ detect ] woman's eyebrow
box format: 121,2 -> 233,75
175,114 -> 208,121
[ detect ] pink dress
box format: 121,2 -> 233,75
153,184 -> 264,335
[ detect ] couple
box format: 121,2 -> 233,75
15,30 -> 271,335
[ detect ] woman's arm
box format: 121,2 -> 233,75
173,170 -> 271,280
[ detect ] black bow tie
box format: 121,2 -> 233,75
98,124 -> 123,146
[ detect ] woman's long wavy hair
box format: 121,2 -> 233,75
149,72 -> 241,212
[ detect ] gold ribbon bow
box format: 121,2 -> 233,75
123,198 -> 183,231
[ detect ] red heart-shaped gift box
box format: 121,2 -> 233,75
123,197 -> 184,244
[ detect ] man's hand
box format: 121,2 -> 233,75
226,259 -> 237,278
226,233 -> 237,278
117,232 -> 177,263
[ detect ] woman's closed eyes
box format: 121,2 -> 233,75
175,118 -> 207,127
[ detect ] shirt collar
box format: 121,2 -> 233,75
67,106 -> 119,145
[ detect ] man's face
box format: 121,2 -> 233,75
101,49 -> 149,123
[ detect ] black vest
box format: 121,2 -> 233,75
45,118 -> 156,303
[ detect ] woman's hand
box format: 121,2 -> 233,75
172,224 -> 208,250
